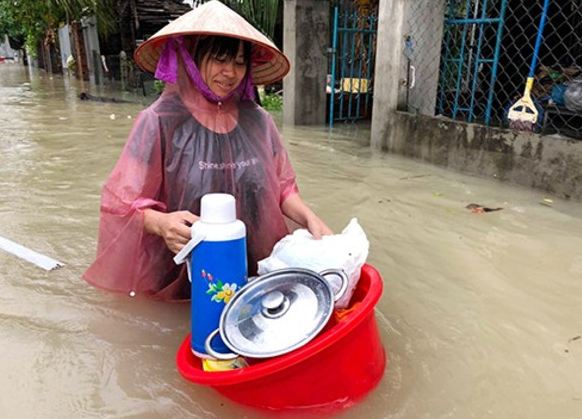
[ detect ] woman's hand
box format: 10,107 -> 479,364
144,209 -> 199,254
305,213 -> 333,239
281,194 -> 333,239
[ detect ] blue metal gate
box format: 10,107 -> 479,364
437,0 -> 508,125
328,2 -> 378,127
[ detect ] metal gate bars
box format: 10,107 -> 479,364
328,2 -> 378,127
437,0 -> 508,125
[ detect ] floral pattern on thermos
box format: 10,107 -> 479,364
202,269 -> 238,303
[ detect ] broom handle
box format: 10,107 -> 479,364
528,0 -> 551,78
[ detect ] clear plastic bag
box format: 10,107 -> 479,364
257,218 -> 370,308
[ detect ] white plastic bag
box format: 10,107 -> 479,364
564,78 -> 582,112
257,218 -> 369,308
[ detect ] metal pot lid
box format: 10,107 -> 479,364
219,268 -> 335,358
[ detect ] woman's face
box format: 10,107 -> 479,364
199,41 -> 247,98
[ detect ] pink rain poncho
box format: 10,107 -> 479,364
83,58 -> 298,301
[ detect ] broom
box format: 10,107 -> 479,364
508,0 -> 551,132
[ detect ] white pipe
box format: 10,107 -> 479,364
0,236 -> 64,271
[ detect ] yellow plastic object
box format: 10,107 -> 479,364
202,357 -> 248,372
508,77 -> 539,125
341,78 -> 369,94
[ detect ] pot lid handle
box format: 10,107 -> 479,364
320,269 -> 349,302
261,290 -> 285,310
261,291 -> 291,319
204,328 -> 239,360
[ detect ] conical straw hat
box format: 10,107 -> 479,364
134,0 -> 290,86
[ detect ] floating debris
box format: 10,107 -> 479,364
0,235 -> 63,271
465,203 -> 503,214
539,198 -> 554,207
79,92 -> 132,103
399,174 -> 431,180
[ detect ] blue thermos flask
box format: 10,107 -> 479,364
174,193 -> 248,358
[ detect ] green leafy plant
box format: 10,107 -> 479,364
260,91 -> 283,112
0,0 -> 116,54
197,0 -> 280,40
153,80 -> 165,95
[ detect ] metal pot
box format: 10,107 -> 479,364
204,268 -> 348,360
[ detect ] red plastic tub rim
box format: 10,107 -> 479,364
176,263 -> 383,386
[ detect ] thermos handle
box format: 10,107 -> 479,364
204,328 -> 239,360
185,260 -> 192,283
320,269 -> 349,303
173,224 -> 206,265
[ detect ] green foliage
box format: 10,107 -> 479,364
0,1 -> 23,41
260,92 -> 283,112
153,80 -> 166,95
0,0 -> 116,52
0,0 -> 47,49
198,0 -> 281,40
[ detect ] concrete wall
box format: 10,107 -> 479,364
58,25 -> 73,74
370,0 -> 582,200
81,16 -> 101,85
386,111 -> 582,200
0,35 -> 16,58
399,0 -> 445,116
370,0 -> 405,148
283,0 -> 329,125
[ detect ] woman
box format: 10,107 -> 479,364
83,1 -> 331,300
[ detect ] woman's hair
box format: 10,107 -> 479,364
193,36 -> 252,67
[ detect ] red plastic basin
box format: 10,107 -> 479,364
176,263 -> 386,413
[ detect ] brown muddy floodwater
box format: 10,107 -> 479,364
1,64 -> 581,419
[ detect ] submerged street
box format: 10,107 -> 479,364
1,63 -> 581,419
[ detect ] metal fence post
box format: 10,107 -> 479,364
329,5 -> 339,128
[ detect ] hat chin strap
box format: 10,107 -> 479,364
155,36 -> 255,104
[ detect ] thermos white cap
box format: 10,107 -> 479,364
200,193 -> 237,224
